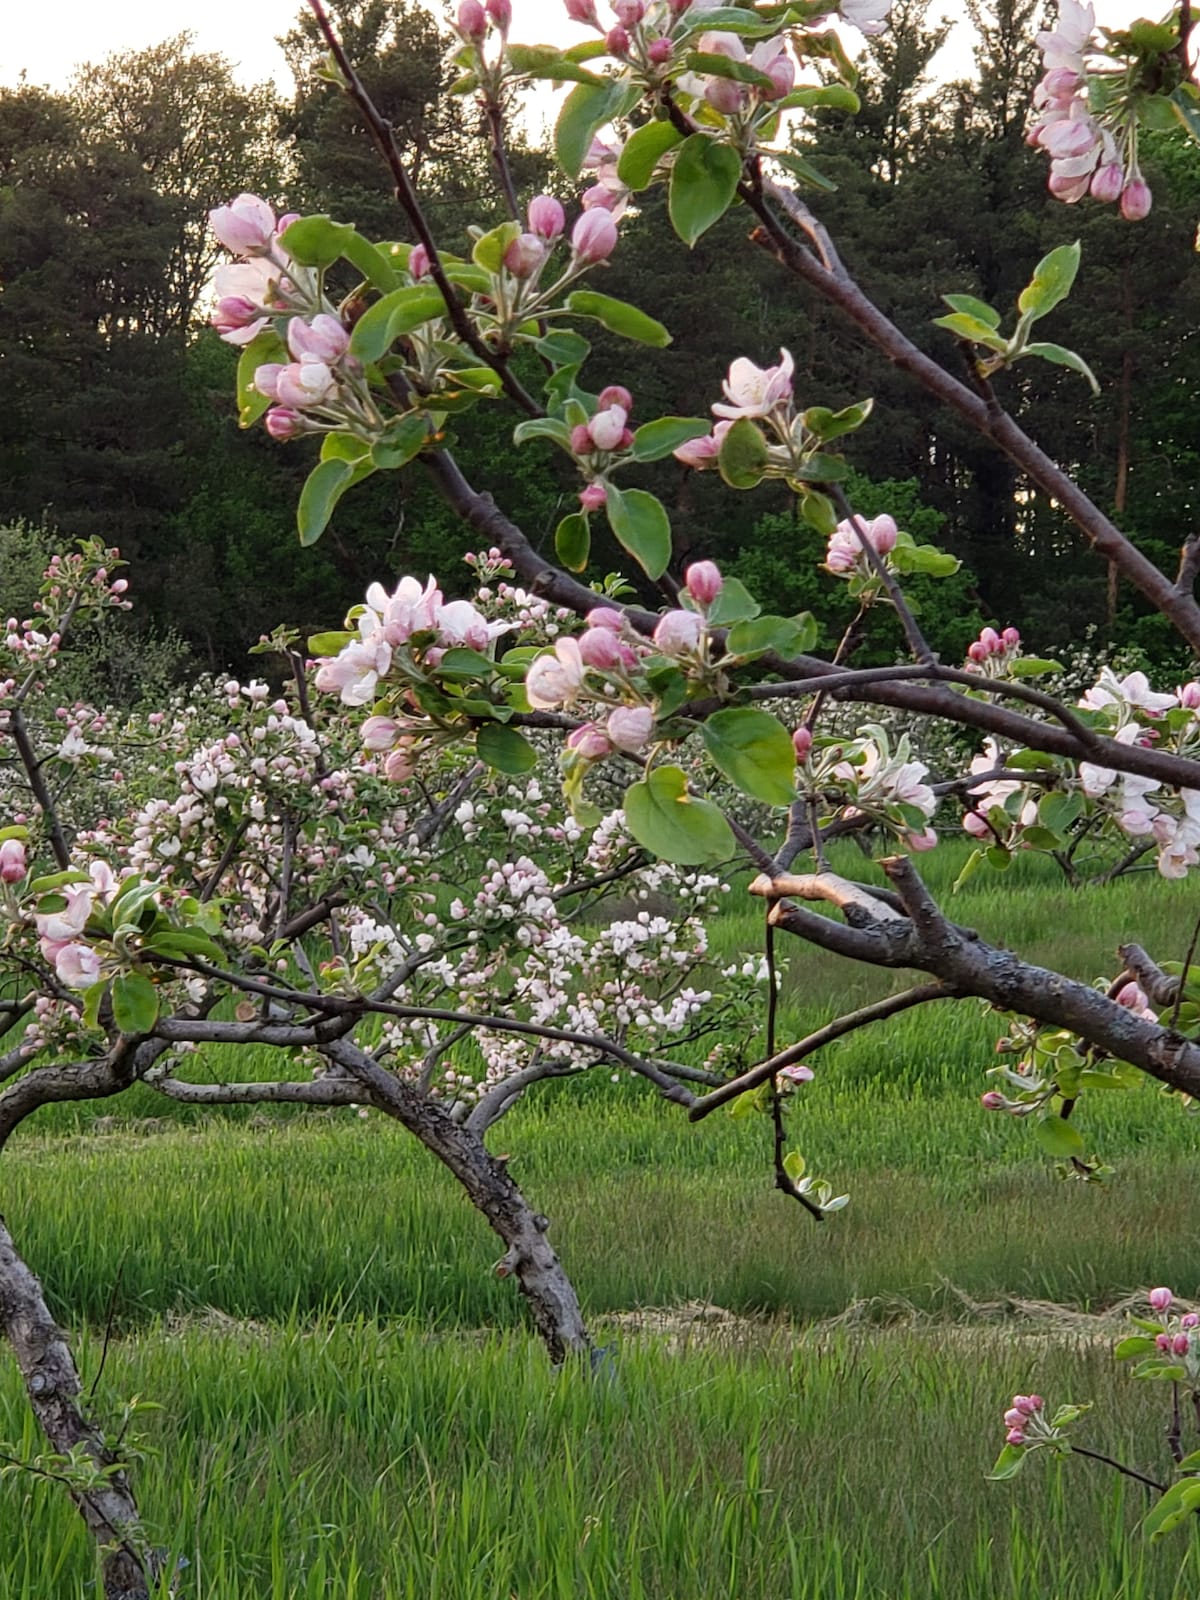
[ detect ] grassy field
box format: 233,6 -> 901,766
2,843 -> 1198,1594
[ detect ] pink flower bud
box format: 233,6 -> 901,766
265,407 -> 303,441
762,52 -> 795,99
647,37 -> 673,62
1014,1395 -> 1042,1415
572,208 -> 618,264
1090,163 -> 1123,203
613,0 -> 644,21
980,627 -> 1001,653
653,609 -> 704,655
605,25 -> 631,54
1183,1314 -> 1199,1329
212,295 -> 261,333
565,0 -> 600,21
361,715 -> 399,751
209,193 -> 277,256
1156,1332 -> 1173,1351
1120,177 -> 1152,221
598,384 -> 633,413
457,0 -> 487,37
408,244 -> 431,280
674,433 -> 719,468
967,641 -> 988,664
570,424 -> 594,455
503,232 -> 546,279
1001,626 -> 1021,649
963,811 -> 990,838
287,313 -> 349,364
1178,682 -> 1200,710
384,745 -> 418,783
527,195 -> 566,240
684,560 -> 723,607
55,942 -> 101,990
578,627 -> 624,669
486,0 -> 512,32
607,705 -> 655,752
586,608 -> 624,632
1003,1407 -> 1026,1428
567,722 -> 613,760
1115,981 -> 1149,1010
1173,1333 -> 1191,1356
253,363 -> 284,401
587,404 -> 629,452
1005,1429 -> 1026,1446
980,1090 -> 1006,1110
705,76 -> 746,115
0,838 -> 27,883
581,183 -> 618,212
907,827 -> 938,852
579,484 -> 608,511
1150,1287 -> 1174,1313
792,726 -> 812,762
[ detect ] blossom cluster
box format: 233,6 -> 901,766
1028,0 -> 1153,218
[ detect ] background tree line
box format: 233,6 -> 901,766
0,0 -> 1196,692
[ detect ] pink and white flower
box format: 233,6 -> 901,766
713,350 -> 794,420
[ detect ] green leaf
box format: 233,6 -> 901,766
555,79 -> 637,175
476,722 -> 538,775
774,83 -> 860,112
280,214 -> 355,268
471,219 -> 522,274
555,512 -> 591,572
111,970 -> 159,1034
932,312 -> 1009,350
1017,241 -> 1081,321
683,51 -> 775,88
308,630 -> 354,657
772,150 -> 837,193
1114,1335 -> 1158,1360
890,542 -> 961,578
631,417 -> 710,462
624,765 -> 735,865
941,293 -> 1001,328
799,488 -> 838,536
235,328 -> 285,430
987,1444 -> 1028,1481
28,869 -> 93,892
144,929 -> 224,960
513,416 -> 574,449
81,979 -> 107,1032
350,286 -> 448,362
297,458 -> 372,547
617,120 -> 683,189
717,417 -> 770,489
371,413 -> 430,469
802,399 -> 873,442
504,43 -> 603,83
435,647 -> 494,679
782,1148 -> 806,1183
792,452 -> 848,484
706,577 -> 761,626
565,290 -> 671,347
953,847 -> 986,891
605,485 -> 672,579
1038,790 -> 1084,834
1023,342 -> 1100,394
701,708 -> 796,807
675,6 -> 782,36
341,231 -> 399,292
725,613 -> 818,660
1143,1477 -> 1200,1541
321,433 -> 371,464
1172,86 -> 1200,144
1035,1116 -> 1085,1159
533,330 -> 591,366
669,134 -> 743,247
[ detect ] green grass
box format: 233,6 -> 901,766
3,1319 -> 1199,1599
2,843 -> 1199,1594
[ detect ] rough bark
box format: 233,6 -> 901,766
0,1218 -> 158,1599
322,1039 -> 592,1362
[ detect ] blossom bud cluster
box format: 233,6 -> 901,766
825,514 -> 898,576
1000,1392 -> 1045,1447
209,194 -> 310,349
965,625 -> 1022,671
1027,0 -> 1151,219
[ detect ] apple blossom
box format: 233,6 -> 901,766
361,716 -> 400,751
1120,176 -> 1152,221
587,404 -> 629,451
653,609 -> 704,656
564,0 -> 599,23
275,360 -> 338,410
35,885 -> 94,949
578,627 -> 625,670
1149,1286 -> 1174,1312
980,1091 -> 1007,1109
527,195 -> 566,240
54,943 -> 101,990
287,314 -> 350,364
456,0 -> 487,39
571,209 -> 619,264
684,561 -> 723,608
579,484 -> 608,511
408,244 -> 431,280
605,24 -> 631,54
792,726 -> 813,762
586,609 -> 625,632
606,705 -> 656,752
713,350 -> 794,420
0,839 -> 26,883
485,0 -> 512,32
504,233 -> 546,279
209,193 -> 277,256
647,37 -> 672,62
265,408 -> 303,442
313,636 -> 393,706
567,723 -> 613,760
1173,1332 -> 1190,1355
525,638 -> 585,709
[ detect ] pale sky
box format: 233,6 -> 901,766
0,0 -> 1155,103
